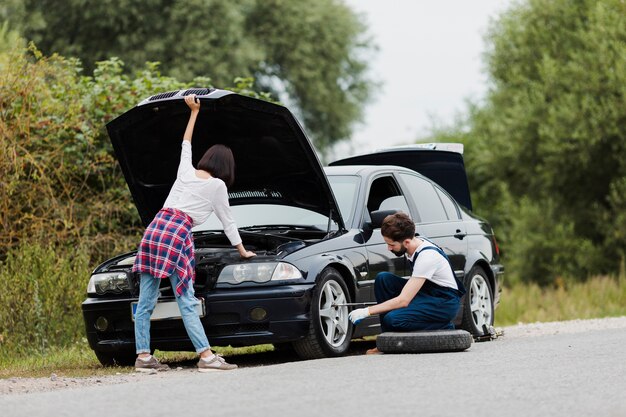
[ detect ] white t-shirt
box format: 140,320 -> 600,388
162,141 -> 242,246
407,240 -> 458,290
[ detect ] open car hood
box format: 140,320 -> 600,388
330,144 -> 473,211
106,88 -> 343,228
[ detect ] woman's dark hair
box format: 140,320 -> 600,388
381,212 -> 415,242
198,144 -> 235,187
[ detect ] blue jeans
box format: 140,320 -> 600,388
134,272 -> 210,354
374,272 -> 462,332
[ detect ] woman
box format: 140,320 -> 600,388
133,94 -> 255,372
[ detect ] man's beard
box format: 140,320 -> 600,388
391,246 -> 407,257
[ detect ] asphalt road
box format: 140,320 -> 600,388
2,326 -> 626,417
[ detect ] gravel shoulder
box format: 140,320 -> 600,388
2,316 -> 625,396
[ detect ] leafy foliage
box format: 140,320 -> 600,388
4,0 -> 375,151
0,41 -> 273,259
2,45 -> 161,258
0,243 -> 90,356
0,39 -> 276,356
247,0 -> 374,152
430,0 -> 626,285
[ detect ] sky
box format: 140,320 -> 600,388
332,0 -> 512,160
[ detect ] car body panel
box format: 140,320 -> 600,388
83,284 -> 315,351
106,88 -> 343,228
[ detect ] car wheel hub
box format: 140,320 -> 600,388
318,280 -> 349,348
469,274 -> 492,329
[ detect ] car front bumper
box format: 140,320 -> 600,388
82,284 -> 315,354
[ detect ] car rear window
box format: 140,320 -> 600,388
435,187 -> 460,220
399,173 -> 448,223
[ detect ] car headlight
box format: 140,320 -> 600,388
218,262 -> 302,284
87,271 -> 131,295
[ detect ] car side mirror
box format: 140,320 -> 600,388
366,209 -> 398,230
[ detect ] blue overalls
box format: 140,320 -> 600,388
375,243 -> 466,332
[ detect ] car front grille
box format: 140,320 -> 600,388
182,88 -> 213,96
148,90 -> 179,101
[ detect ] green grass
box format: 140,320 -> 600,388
496,274 -> 626,326
0,343 -> 126,379
154,344 -> 274,364
0,343 -> 275,379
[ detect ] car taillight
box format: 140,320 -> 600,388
493,234 -> 500,256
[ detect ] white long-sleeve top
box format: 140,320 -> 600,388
162,140 -> 242,246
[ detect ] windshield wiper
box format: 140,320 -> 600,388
240,224 -> 308,231
193,230 -> 222,236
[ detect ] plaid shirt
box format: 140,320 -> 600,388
133,208 -> 195,297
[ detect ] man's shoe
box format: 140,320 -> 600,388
365,347 -> 382,355
197,355 -> 238,372
134,356 -> 170,373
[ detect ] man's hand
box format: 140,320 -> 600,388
348,307 -> 370,324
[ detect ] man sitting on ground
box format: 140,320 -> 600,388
349,212 -> 465,354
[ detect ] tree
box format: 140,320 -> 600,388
426,0 -> 625,284
1,0 -> 375,152
0,35 -> 272,257
462,0 -> 626,284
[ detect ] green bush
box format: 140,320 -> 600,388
503,197 -> 603,286
0,43 -> 174,262
0,41 -> 274,263
0,40 -> 274,356
0,243 -> 90,358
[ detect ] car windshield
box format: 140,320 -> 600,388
193,175 -> 360,232
327,175 -> 360,225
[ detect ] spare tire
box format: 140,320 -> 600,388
376,330 -> 472,353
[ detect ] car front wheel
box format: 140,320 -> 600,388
460,266 -> 494,335
292,267 -> 352,359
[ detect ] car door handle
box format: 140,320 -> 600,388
454,230 -> 466,240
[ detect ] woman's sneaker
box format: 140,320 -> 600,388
197,354 -> 238,372
134,356 -> 170,373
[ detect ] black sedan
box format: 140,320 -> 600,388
82,89 -> 503,365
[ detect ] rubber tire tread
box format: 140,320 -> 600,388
376,330 -> 472,353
